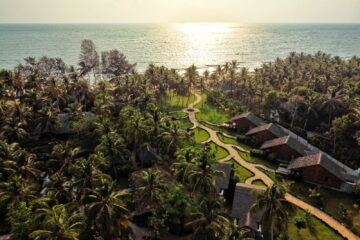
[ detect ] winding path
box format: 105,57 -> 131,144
183,91 -> 359,240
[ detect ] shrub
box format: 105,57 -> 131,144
294,217 -> 307,229
6,202 -> 33,240
267,152 -> 277,161
233,174 -> 241,183
236,135 -> 253,145
250,149 -> 267,158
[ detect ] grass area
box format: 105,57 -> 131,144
238,151 -> 277,170
217,132 -> 239,145
177,118 -> 193,129
163,91 -> 195,112
252,179 -> 266,187
195,93 -> 229,124
209,142 -> 229,160
288,208 -> 344,240
194,128 -> 210,143
170,111 -> 187,118
229,159 -> 254,183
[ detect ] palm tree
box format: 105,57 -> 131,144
185,152 -> 224,195
0,116 -> 29,143
186,198 -> 230,240
30,204 -> 84,240
123,112 -> 153,151
171,145 -> 203,183
0,141 -> 21,179
46,172 -> 75,204
17,151 -> 43,181
134,168 -> 167,210
71,153 -> 110,200
95,131 -> 130,173
185,64 -> 198,91
51,143 -> 80,176
158,119 -> 186,156
251,183 -> 294,240
86,179 -> 130,239
34,102 -> 60,134
0,175 -> 38,207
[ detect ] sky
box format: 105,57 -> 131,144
0,0 -> 360,23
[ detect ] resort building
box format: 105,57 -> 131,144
260,135 -> 307,161
227,112 -> 265,133
231,183 -> 265,233
213,162 -> 233,196
229,112 -> 360,193
245,123 -> 285,144
288,153 -> 360,193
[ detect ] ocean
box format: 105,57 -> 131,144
0,23 -> 359,71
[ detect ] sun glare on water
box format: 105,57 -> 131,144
176,23 -> 234,71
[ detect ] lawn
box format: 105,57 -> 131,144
177,118 -> 193,129
194,128 -> 210,143
229,159 -> 254,183
163,91 -> 195,112
217,132 -> 238,145
195,93 -> 229,124
288,208 -> 344,240
252,179 -> 266,187
238,150 -> 277,170
209,142 -> 229,160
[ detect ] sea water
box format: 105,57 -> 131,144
0,23 -> 359,71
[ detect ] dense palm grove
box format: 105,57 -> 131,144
206,53 -> 360,168
0,38 -> 358,240
0,40 -> 284,240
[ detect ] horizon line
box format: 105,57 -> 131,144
1,21 -> 360,24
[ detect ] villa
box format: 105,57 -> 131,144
213,162 -> 233,196
288,153 -> 359,192
231,183 -> 265,235
229,112 -> 360,193
245,123 -> 285,144
260,135 -> 307,161
227,112 -> 265,133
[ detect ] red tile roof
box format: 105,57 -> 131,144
288,153 -> 360,182
288,153 -> 322,169
245,123 -> 284,137
228,112 -> 265,126
260,136 -> 289,149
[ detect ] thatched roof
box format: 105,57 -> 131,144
228,112 -> 265,127
260,135 -> 309,156
231,183 -> 265,230
213,162 -> 232,191
245,123 -> 284,137
288,153 -> 360,182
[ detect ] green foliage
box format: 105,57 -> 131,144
6,202 -> 33,240
250,148 -> 267,158
161,184 -> 192,234
294,217 -> 307,230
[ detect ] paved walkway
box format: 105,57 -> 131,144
183,91 -> 360,240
